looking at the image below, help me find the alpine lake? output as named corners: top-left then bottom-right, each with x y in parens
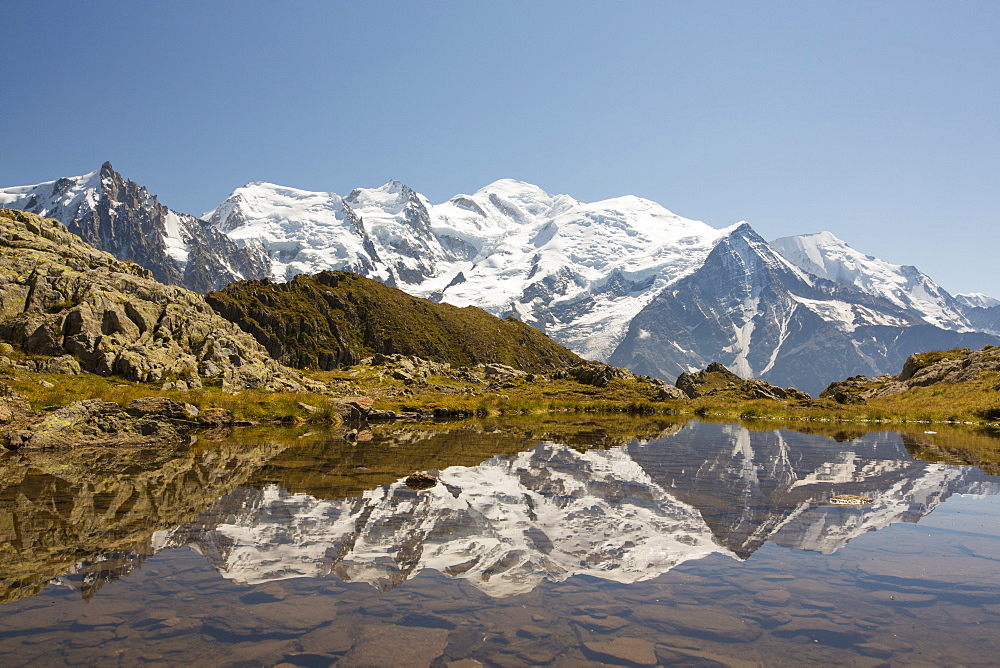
top-left (2, 416), bottom-right (1000, 667)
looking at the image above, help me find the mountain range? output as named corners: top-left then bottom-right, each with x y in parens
top-left (139, 422), bottom-right (1000, 597)
top-left (3, 164), bottom-right (997, 394)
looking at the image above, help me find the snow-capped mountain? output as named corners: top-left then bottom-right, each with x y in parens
top-left (205, 178), bottom-right (725, 360)
top-left (144, 422), bottom-right (999, 597)
top-left (4, 165), bottom-right (997, 388)
top-left (770, 231), bottom-right (973, 331)
top-left (609, 224), bottom-right (997, 393)
top-left (957, 293), bottom-right (1000, 309)
top-left (954, 293), bottom-right (1000, 335)
top-left (0, 163), bottom-right (268, 293)
top-left (205, 177), bottom-right (999, 387)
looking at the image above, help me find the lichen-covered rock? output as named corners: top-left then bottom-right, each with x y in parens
top-left (0, 383), bottom-right (33, 425)
top-left (201, 408), bottom-right (234, 427)
top-left (676, 362), bottom-right (811, 400)
top-left (561, 361), bottom-right (637, 388)
top-left (821, 346), bottom-right (1000, 400)
top-left (5, 398), bottom-right (200, 450)
top-left (896, 347), bottom-right (1000, 388)
top-left (127, 396), bottom-right (190, 420)
top-left (0, 209), bottom-right (320, 392)
top-left (654, 384), bottom-right (687, 400)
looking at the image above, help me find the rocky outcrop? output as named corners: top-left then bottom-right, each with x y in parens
top-left (5, 397), bottom-right (200, 450)
top-left (821, 345), bottom-right (1000, 402)
top-left (553, 361), bottom-right (687, 399)
top-left (0, 382), bottom-right (33, 427)
top-left (206, 270), bottom-right (582, 372)
top-left (817, 375), bottom-right (877, 404)
top-left (675, 362), bottom-right (811, 400)
top-left (561, 361), bottom-right (638, 387)
top-left (0, 209), bottom-right (318, 392)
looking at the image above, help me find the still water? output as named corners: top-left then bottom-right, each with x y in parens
top-left (1, 418), bottom-right (1000, 666)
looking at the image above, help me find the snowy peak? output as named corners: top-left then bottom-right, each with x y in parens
top-left (205, 181), bottom-right (380, 282)
top-left (470, 178), bottom-right (576, 220)
top-left (715, 221), bottom-right (815, 288)
top-left (0, 163), bottom-right (268, 292)
top-left (957, 293), bottom-right (1000, 309)
top-left (0, 165), bottom-right (103, 224)
top-left (345, 179), bottom-right (420, 216)
top-left (608, 219), bottom-right (954, 392)
top-left (771, 232), bottom-right (971, 331)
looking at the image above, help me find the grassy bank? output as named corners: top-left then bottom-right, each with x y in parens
top-left (3, 361), bottom-right (998, 427)
top-left (0, 368), bottom-right (340, 424)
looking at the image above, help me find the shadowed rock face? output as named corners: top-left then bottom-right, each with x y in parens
top-left (0, 209), bottom-right (315, 391)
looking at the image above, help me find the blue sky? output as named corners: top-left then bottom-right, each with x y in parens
top-left (2, 0), bottom-right (998, 296)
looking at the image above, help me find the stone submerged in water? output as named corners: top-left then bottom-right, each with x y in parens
top-left (405, 472), bottom-right (438, 490)
top-left (583, 637), bottom-right (657, 666)
top-left (829, 494), bottom-right (873, 505)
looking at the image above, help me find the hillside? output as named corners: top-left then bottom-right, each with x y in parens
top-left (205, 271), bottom-right (582, 372)
top-left (0, 209), bottom-right (313, 392)
top-left (821, 346), bottom-right (1000, 418)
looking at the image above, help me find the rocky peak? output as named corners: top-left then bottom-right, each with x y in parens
top-left (0, 164), bottom-right (268, 293)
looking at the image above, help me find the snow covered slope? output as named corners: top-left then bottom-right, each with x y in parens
top-left (770, 232), bottom-right (972, 331)
top-left (609, 224), bottom-right (997, 394)
top-left (0, 163), bottom-right (267, 293)
top-left (207, 178), bottom-right (725, 360)
top-left (957, 293), bottom-right (1000, 309)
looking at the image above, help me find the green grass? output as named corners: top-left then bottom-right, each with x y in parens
top-left (4, 349), bottom-right (1000, 428)
top-left (206, 271), bottom-right (582, 372)
top-left (0, 367), bottom-right (340, 424)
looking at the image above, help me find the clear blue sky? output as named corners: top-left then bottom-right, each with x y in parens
top-left (3, 0), bottom-right (998, 296)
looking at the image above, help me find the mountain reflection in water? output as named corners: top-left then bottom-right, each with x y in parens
top-left (5, 420), bottom-right (992, 602)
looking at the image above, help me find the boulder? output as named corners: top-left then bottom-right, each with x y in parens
top-left (677, 362), bottom-right (811, 401)
top-left (563, 361), bottom-right (637, 388)
top-left (201, 408), bottom-right (233, 427)
top-left (329, 396), bottom-right (375, 420)
top-left (6, 398), bottom-right (199, 450)
top-left (405, 472), bottom-right (438, 490)
top-left (127, 396), bottom-right (190, 420)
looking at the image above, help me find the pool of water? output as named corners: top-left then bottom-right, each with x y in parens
top-left (1, 418), bottom-right (999, 666)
